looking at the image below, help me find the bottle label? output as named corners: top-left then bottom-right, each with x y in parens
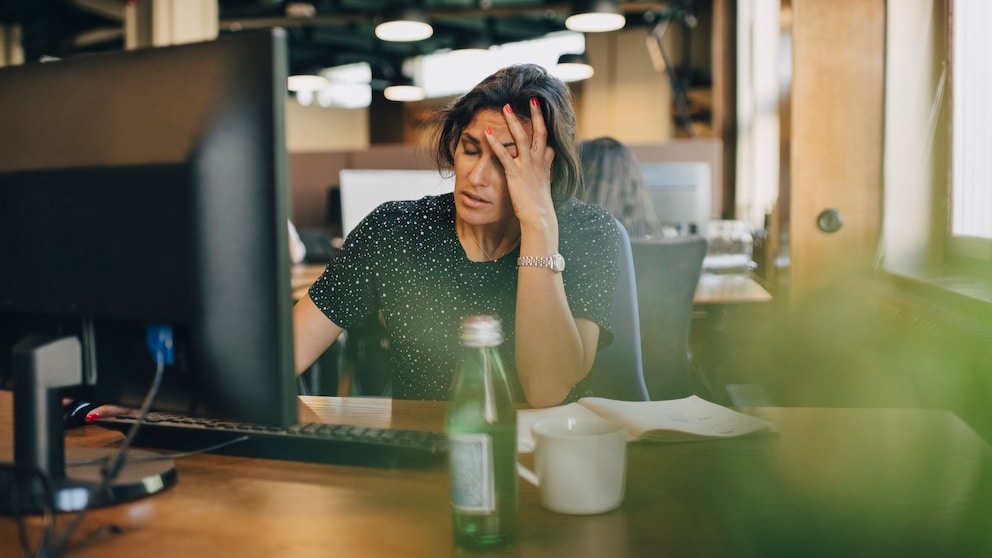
top-left (449, 433), bottom-right (495, 513)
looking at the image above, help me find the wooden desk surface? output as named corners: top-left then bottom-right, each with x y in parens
top-left (3, 392), bottom-right (991, 557)
top-left (693, 273), bottom-right (773, 305)
top-left (291, 264), bottom-right (326, 301)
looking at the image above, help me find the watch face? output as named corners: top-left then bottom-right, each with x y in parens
top-left (550, 253), bottom-right (566, 272)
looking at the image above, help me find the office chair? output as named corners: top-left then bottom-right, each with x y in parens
top-left (630, 235), bottom-right (708, 400)
top-left (588, 219), bottom-right (651, 401)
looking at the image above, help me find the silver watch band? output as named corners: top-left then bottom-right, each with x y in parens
top-left (517, 256), bottom-right (551, 267)
top-left (517, 253), bottom-right (565, 272)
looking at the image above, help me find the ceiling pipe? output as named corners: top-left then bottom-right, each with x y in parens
top-left (217, 2), bottom-right (672, 32)
top-left (71, 0), bottom-right (125, 21)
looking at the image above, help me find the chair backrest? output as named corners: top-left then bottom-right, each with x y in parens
top-left (588, 219), bottom-right (650, 401)
top-left (630, 235), bottom-right (708, 400)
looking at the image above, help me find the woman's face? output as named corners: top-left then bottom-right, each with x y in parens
top-left (452, 108), bottom-right (531, 227)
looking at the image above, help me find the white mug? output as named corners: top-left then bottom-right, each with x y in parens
top-left (517, 416), bottom-right (627, 515)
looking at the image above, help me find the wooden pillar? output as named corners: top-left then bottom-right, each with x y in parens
top-left (125, 0), bottom-right (218, 49)
top-left (712, 0), bottom-right (737, 220)
top-left (0, 24), bottom-right (24, 67)
top-left (786, 0), bottom-right (884, 301)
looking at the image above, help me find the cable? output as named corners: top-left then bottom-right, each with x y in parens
top-left (2, 462), bottom-right (56, 558)
top-left (125, 436), bottom-right (251, 461)
top-left (42, 325), bottom-right (174, 557)
top-left (66, 435), bottom-right (250, 466)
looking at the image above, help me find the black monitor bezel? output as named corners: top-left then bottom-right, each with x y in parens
top-left (0, 29), bottom-right (298, 428)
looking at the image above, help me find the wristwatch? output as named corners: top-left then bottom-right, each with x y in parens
top-left (517, 253), bottom-right (566, 273)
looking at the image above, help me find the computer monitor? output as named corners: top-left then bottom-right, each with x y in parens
top-left (640, 161), bottom-right (712, 233)
top-left (339, 169), bottom-right (454, 238)
top-left (0, 29), bottom-right (297, 512)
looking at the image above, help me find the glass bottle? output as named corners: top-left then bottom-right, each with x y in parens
top-left (446, 315), bottom-right (517, 548)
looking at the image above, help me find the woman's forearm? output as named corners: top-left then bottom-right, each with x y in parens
top-left (513, 221), bottom-right (597, 408)
top-left (292, 294), bottom-right (344, 376)
top-left (514, 286), bottom-right (597, 408)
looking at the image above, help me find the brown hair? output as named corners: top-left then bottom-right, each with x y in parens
top-left (577, 136), bottom-right (661, 238)
top-left (428, 63), bottom-right (581, 206)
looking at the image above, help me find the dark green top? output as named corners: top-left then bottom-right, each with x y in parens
top-left (309, 193), bottom-right (619, 402)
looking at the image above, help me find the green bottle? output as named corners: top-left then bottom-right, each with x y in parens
top-left (446, 315), bottom-right (518, 548)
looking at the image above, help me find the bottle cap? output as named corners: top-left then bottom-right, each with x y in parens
top-left (460, 315), bottom-right (504, 348)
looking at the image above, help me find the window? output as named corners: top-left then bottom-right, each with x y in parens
top-left (948, 0), bottom-right (992, 260)
top-left (413, 32), bottom-right (586, 99)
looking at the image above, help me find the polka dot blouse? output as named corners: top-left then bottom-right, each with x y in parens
top-left (308, 193), bottom-right (619, 402)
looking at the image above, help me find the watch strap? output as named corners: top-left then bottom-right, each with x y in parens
top-left (517, 253), bottom-right (565, 272)
top-left (517, 255), bottom-right (551, 267)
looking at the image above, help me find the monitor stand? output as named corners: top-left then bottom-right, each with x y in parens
top-left (0, 335), bottom-right (176, 514)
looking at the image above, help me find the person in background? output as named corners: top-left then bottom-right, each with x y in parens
top-left (288, 220), bottom-right (307, 265)
top-left (577, 136), bottom-right (662, 239)
top-left (294, 64), bottom-right (620, 409)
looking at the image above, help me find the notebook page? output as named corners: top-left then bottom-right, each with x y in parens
top-left (578, 395), bottom-right (775, 441)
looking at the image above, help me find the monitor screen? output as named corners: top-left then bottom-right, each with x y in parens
top-left (339, 169), bottom-right (454, 238)
top-left (0, 29), bottom-right (297, 428)
top-left (640, 161), bottom-right (712, 232)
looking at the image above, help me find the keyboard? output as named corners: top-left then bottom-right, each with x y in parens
top-left (93, 412), bottom-right (449, 469)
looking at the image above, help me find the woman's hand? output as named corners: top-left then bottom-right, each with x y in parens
top-left (485, 98), bottom-right (556, 228)
top-left (62, 398), bottom-right (134, 428)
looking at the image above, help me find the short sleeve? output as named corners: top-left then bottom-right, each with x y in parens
top-left (557, 199), bottom-right (620, 349)
top-left (307, 203), bottom-right (401, 329)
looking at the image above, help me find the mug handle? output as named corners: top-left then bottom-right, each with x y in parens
top-left (516, 462), bottom-right (539, 487)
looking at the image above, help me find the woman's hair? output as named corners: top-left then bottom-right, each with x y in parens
top-left (577, 137), bottom-right (661, 238)
top-left (428, 63), bottom-right (581, 206)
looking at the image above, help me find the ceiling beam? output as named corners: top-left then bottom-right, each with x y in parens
top-left (217, 2), bottom-right (673, 32)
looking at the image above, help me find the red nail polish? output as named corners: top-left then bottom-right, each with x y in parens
top-left (485, 127), bottom-right (493, 135)
top-left (504, 103), bottom-right (513, 114)
top-left (530, 97), bottom-right (539, 107)
top-left (85, 412), bottom-right (100, 424)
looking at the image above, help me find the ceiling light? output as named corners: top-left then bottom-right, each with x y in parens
top-left (317, 82), bottom-right (372, 109)
top-left (375, 60), bottom-right (425, 102)
top-left (295, 89), bottom-right (315, 106)
top-left (383, 84), bottom-right (425, 102)
top-left (565, 0), bottom-right (626, 33)
top-left (552, 53), bottom-right (595, 82)
top-left (445, 35), bottom-right (492, 70)
top-left (287, 72), bottom-right (329, 92)
top-left (375, 5), bottom-right (434, 42)
top-left (384, 72), bottom-right (426, 102)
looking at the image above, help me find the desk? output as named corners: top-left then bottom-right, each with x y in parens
top-left (693, 273), bottom-right (772, 305)
top-left (691, 274), bottom-right (774, 401)
top-left (291, 263), bottom-right (326, 301)
top-left (2, 392), bottom-right (991, 557)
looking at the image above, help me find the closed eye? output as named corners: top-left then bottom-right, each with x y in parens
top-left (460, 135), bottom-right (482, 156)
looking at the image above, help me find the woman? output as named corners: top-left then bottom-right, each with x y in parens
top-left (294, 64), bottom-right (620, 408)
top-left (577, 136), bottom-right (662, 239)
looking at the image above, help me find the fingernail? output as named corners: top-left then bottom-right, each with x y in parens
top-left (503, 103), bottom-right (513, 115)
top-left (485, 126), bottom-right (493, 136)
top-left (530, 96), bottom-right (539, 107)
top-left (85, 412), bottom-right (100, 424)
